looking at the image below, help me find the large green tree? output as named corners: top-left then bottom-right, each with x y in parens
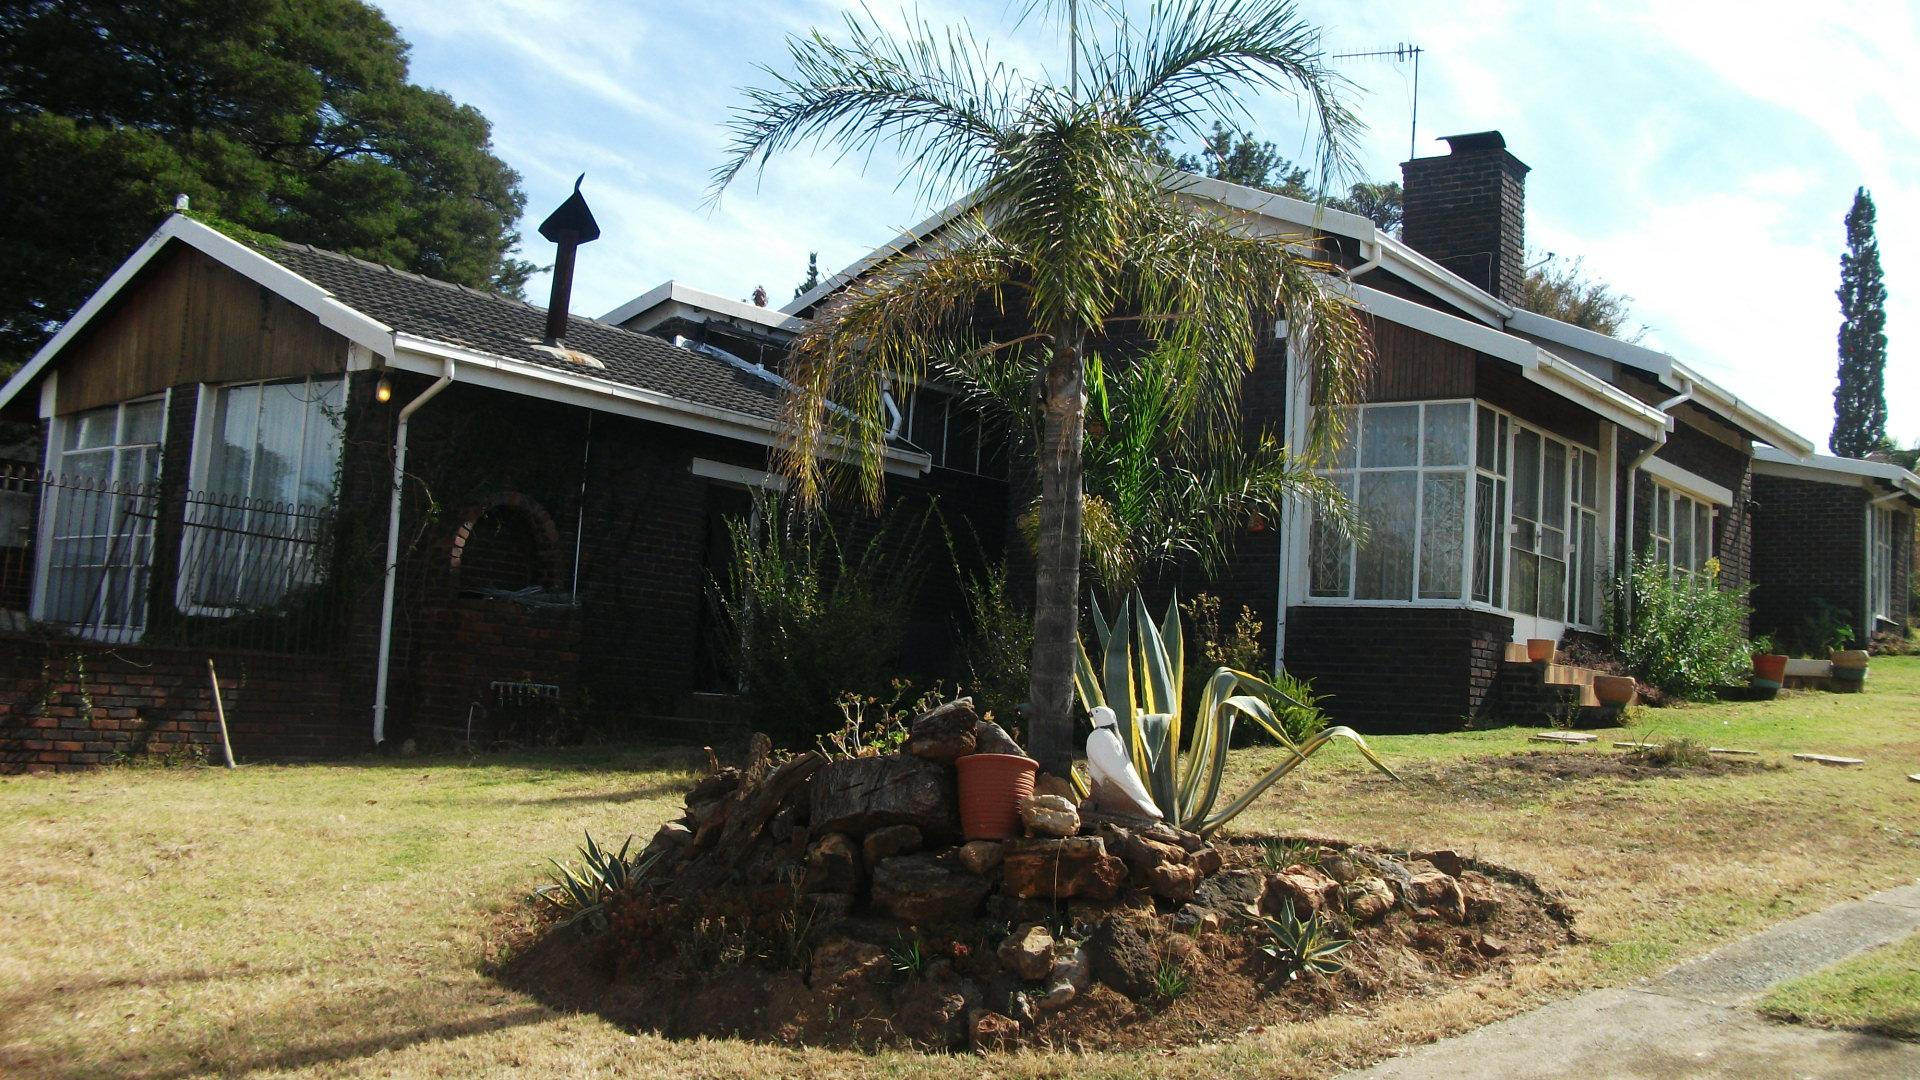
top-left (1520, 253), bottom-right (1642, 341)
top-left (1832, 187), bottom-right (1889, 458)
top-left (0, 0), bottom-right (534, 372)
top-left (712, 0), bottom-right (1373, 774)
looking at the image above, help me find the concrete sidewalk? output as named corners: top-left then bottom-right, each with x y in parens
top-left (1346, 882), bottom-right (1920, 1079)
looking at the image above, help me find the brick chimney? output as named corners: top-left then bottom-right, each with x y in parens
top-left (1400, 131), bottom-right (1529, 304)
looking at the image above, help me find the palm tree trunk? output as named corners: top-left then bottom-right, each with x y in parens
top-left (1027, 327), bottom-right (1086, 777)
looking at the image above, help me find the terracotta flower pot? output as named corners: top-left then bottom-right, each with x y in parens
top-left (1593, 674), bottom-right (1638, 707)
top-left (1830, 649), bottom-right (1870, 670)
top-left (1526, 638), bottom-right (1558, 663)
top-left (1752, 653), bottom-right (1788, 688)
top-left (955, 753), bottom-right (1038, 840)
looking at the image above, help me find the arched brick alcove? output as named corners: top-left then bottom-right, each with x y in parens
top-left (447, 492), bottom-right (564, 595)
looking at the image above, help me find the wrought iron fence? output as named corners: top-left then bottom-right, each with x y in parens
top-left (0, 464), bottom-right (362, 653)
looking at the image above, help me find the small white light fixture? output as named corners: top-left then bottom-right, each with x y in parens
top-left (375, 375), bottom-right (393, 404)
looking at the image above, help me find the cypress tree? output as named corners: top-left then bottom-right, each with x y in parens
top-left (1832, 187), bottom-right (1889, 457)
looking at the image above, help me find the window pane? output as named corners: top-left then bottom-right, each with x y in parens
top-left (1309, 474), bottom-right (1354, 597)
top-left (1360, 405), bottom-right (1418, 468)
top-left (1541, 439), bottom-right (1567, 532)
top-left (1654, 486), bottom-right (1671, 537)
top-left (1423, 403), bottom-right (1470, 467)
top-left (122, 400), bottom-right (164, 446)
top-left (1578, 450), bottom-right (1598, 510)
top-left (253, 382), bottom-right (308, 502)
top-left (1538, 556), bottom-right (1566, 620)
top-left (1694, 504), bottom-right (1712, 569)
top-left (1476, 406), bottom-right (1499, 471)
top-left (1329, 408), bottom-right (1358, 469)
top-left (1473, 475), bottom-right (1498, 604)
top-left (1419, 472), bottom-right (1466, 598)
top-left (298, 379), bottom-right (345, 506)
top-left (210, 383), bottom-right (262, 498)
top-left (1674, 499), bottom-right (1693, 571)
top-left (68, 407), bottom-right (118, 451)
top-left (1575, 512), bottom-right (1598, 624)
top-left (1510, 550), bottom-right (1537, 615)
top-left (1354, 470), bottom-right (1417, 599)
top-left (1512, 429), bottom-right (1540, 522)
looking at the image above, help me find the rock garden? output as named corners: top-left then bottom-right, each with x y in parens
top-left (501, 698), bottom-right (1574, 1054)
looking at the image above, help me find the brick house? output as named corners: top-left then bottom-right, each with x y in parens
top-left (1750, 448), bottom-right (1918, 649)
top-left (791, 131), bottom-right (1818, 732)
top-left (0, 212), bottom-right (1006, 771)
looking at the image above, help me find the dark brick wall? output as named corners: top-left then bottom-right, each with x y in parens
top-left (0, 642), bottom-right (356, 771)
top-left (1401, 136), bottom-right (1529, 304)
top-left (1748, 473), bottom-right (1914, 646)
top-left (1281, 606), bottom-right (1514, 733)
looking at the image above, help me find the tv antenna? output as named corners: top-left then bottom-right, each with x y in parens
top-left (1331, 43), bottom-right (1425, 160)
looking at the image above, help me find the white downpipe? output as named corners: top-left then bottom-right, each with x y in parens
top-left (372, 360), bottom-right (455, 745)
top-left (1620, 379), bottom-right (1694, 623)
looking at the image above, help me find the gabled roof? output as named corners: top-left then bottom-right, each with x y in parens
top-left (0, 215), bottom-right (930, 473)
top-left (604, 280), bottom-right (806, 335)
top-left (1754, 447), bottom-right (1920, 503)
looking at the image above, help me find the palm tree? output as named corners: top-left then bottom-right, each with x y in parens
top-left (711, 0), bottom-right (1374, 776)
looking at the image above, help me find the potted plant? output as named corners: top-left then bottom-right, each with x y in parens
top-left (1593, 674), bottom-right (1638, 707)
top-left (955, 752), bottom-right (1038, 839)
top-left (1526, 638), bottom-right (1558, 663)
top-left (1830, 648), bottom-right (1870, 691)
top-left (1751, 638), bottom-right (1788, 691)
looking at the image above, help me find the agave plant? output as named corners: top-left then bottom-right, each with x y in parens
top-left (1072, 590), bottom-right (1395, 835)
top-left (533, 831), bottom-right (658, 934)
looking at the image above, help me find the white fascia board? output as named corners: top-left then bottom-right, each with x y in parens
top-left (1373, 234), bottom-right (1512, 325)
top-left (0, 214), bottom-right (393, 414)
top-left (389, 335), bottom-right (931, 477)
top-left (1754, 447), bottom-right (1920, 502)
top-left (692, 457), bottom-right (789, 491)
top-left (603, 280), bottom-right (806, 333)
top-left (1670, 361), bottom-right (1814, 456)
top-left (1506, 308), bottom-right (1675, 380)
top-left (1642, 455), bottom-right (1735, 506)
top-left (1346, 282), bottom-right (1666, 439)
top-left (781, 191), bottom-right (984, 315)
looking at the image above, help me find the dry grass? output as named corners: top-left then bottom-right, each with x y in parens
top-left (2, 660), bottom-right (1918, 1078)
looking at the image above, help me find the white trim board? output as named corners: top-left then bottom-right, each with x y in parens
top-left (1754, 447), bottom-right (1920, 502)
top-left (1641, 455), bottom-right (1734, 507)
top-left (605, 280), bottom-right (806, 334)
top-left (691, 457), bottom-right (789, 491)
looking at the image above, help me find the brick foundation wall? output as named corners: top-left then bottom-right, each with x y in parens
top-left (1281, 606), bottom-right (1514, 733)
top-left (0, 641), bottom-right (355, 772)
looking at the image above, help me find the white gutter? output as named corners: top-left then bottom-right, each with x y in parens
top-left (372, 358), bottom-right (455, 746)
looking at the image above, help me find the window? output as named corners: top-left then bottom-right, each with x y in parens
top-left (903, 385), bottom-right (1007, 478)
top-left (181, 377), bottom-right (343, 611)
top-left (1311, 401), bottom-right (1471, 602)
top-left (38, 397), bottom-right (166, 637)
top-left (1569, 447), bottom-right (1602, 626)
top-left (1869, 506), bottom-right (1895, 621)
top-left (1650, 482), bottom-right (1713, 577)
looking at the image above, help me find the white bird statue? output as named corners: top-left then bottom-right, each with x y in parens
top-left (1086, 706), bottom-right (1163, 820)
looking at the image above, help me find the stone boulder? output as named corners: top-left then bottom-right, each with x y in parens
top-left (971, 720), bottom-right (1025, 757)
top-left (997, 923), bottom-right (1055, 981)
top-left (1403, 870), bottom-right (1467, 923)
top-left (1344, 876), bottom-right (1395, 923)
top-left (955, 840), bottom-right (1004, 875)
top-left (1000, 837), bottom-right (1126, 900)
top-left (810, 755), bottom-right (958, 839)
top-left (1040, 945), bottom-right (1091, 1012)
top-left (810, 938), bottom-right (889, 991)
top-left (871, 854), bottom-right (992, 925)
top-left (906, 699), bottom-right (978, 762)
top-left (892, 979), bottom-right (974, 1048)
top-left (968, 1009), bottom-right (1020, 1053)
top-left (1265, 864), bottom-right (1341, 918)
top-left (1147, 861), bottom-right (1202, 903)
top-left (1191, 868), bottom-right (1268, 917)
top-left (1088, 916), bottom-right (1159, 1000)
top-left (1018, 794), bottom-right (1080, 838)
top-left (803, 832), bottom-right (861, 894)
top-left (862, 823), bottom-right (922, 865)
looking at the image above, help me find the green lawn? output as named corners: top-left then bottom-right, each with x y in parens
top-left (3, 660), bottom-right (1919, 1078)
top-left (1761, 931), bottom-right (1920, 1041)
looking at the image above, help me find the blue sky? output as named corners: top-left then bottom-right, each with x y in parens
top-left (377, 0), bottom-right (1917, 450)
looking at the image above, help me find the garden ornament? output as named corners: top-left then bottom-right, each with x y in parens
top-left (1086, 705), bottom-right (1163, 820)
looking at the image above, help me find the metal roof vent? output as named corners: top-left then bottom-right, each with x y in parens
top-left (538, 174), bottom-right (601, 347)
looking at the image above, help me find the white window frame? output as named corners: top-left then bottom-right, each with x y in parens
top-left (1304, 398), bottom-right (1604, 630)
top-left (32, 393), bottom-right (170, 639)
top-left (1648, 479), bottom-right (1717, 579)
top-left (177, 375), bottom-right (344, 617)
top-left (1868, 504), bottom-right (1895, 622)
top-left (901, 382), bottom-right (1004, 478)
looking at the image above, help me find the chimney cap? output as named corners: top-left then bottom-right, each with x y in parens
top-left (539, 174), bottom-right (601, 244)
top-left (1438, 131), bottom-right (1508, 154)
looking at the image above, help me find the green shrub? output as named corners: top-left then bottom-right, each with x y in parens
top-left (1608, 554), bottom-right (1754, 701)
top-left (1793, 598), bottom-right (1856, 657)
top-left (533, 832), bottom-right (657, 935)
top-left (721, 501), bottom-right (929, 742)
top-left (957, 559), bottom-right (1032, 722)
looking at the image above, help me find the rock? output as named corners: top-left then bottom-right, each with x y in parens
top-left (1019, 794), bottom-right (1080, 838)
top-left (810, 755), bottom-right (958, 839)
top-left (997, 923), bottom-right (1055, 981)
top-left (968, 1009), bottom-right (1020, 1053)
top-left (1266, 864), bottom-right (1341, 918)
top-left (1319, 851), bottom-right (1359, 883)
top-left (907, 699), bottom-right (978, 762)
top-left (1404, 870), bottom-right (1467, 923)
top-left (1000, 837), bottom-right (1127, 900)
top-left (645, 820), bottom-right (693, 854)
top-left (1172, 904), bottom-right (1222, 934)
top-left (871, 854), bottom-right (992, 925)
top-left (893, 980), bottom-right (973, 1048)
top-left (971, 720), bottom-right (1025, 757)
top-left (956, 839), bottom-right (1005, 875)
top-left (1418, 848), bottom-right (1467, 876)
top-left (803, 832), bottom-right (862, 894)
top-left (810, 938), bottom-right (889, 990)
top-left (1114, 828), bottom-right (1187, 873)
top-left (1148, 861), bottom-right (1202, 903)
top-left (1192, 869), bottom-right (1268, 917)
top-left (1170, 827), bottom-right (1207, 853)
top-left (1033, 771), bottom-right (1077, 800)
top-left (1343, 876), bottom-right (1394, 923)
top-left (1088, 916), bottom-right (1159, 1000)
top-left (1188, 846), bottom-right (1223, 877)
top-left (1040, 945), bottom-right (1091, 1011)
top-left (863, 823), bottom-right (923, 864)
top-left (1477, 934), bottom-right (1508, 957)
